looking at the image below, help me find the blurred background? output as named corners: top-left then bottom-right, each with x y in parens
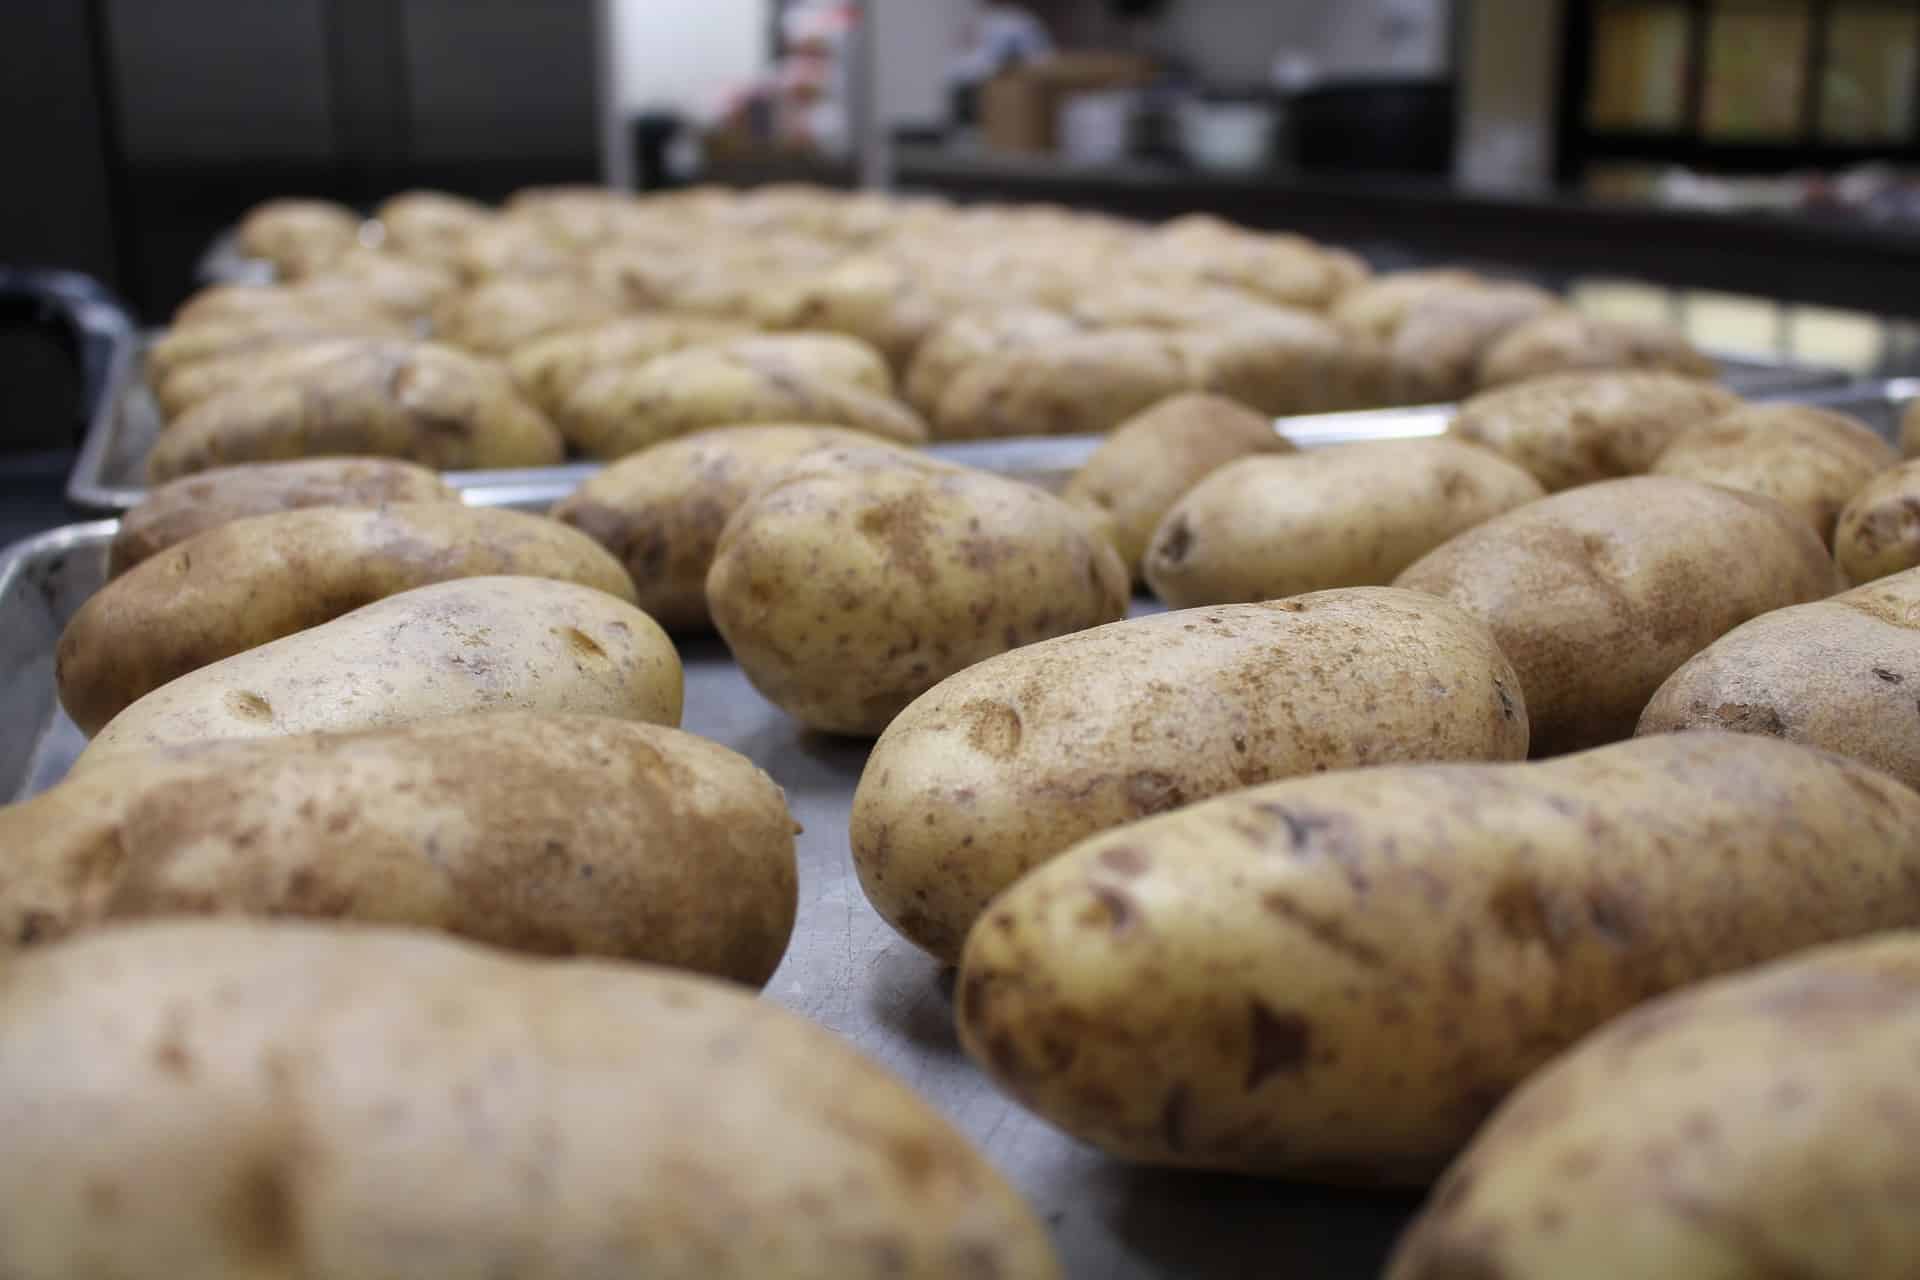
top-left (7, 0), bottom-right (1920, 370)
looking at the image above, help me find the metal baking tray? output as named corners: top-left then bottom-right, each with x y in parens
top-left (63, 330), bottom-right (1844, 511)
top-left (0, 507), bottom-right (1423, 1277)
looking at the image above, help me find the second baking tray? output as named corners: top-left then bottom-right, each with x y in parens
top-left (64, 335), bottom-right (1848, 511)
top-left (0, 509), bottom-right (1425, 1279)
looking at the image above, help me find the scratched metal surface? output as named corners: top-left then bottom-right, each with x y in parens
top-left (0, 514), bottom-right (1424, 1278)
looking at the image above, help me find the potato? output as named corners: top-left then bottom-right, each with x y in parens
top-left (506, 315), bottom-right (755, 419)
top-left (1145, 438), bottom-right (1546, 607)
top-left (374, 188), bottom-right (494, 268)
top-left (1448, 370), bottom-right (1741, 491)
top-left (503, 183), bottom-right (639, 246)
top-left (933, 330), bottom-right (1195, 440)
top-left (1388, 933), bottom-right (1920, 1279)
top-left (1330, 269), bottom-right (1483, 341)
top-left (1651, 402), bottom-right (1894, 544)
top-left (1063, 393), bottom-right (1291, 580)
top-left (146, 341), bottom-right (567, 480)
top-left (853, 588), bottom-right (1527, 963)
top-left (1386, 285), bottom-right (1564, 404)
top-left (1834, 458), bottom-right (1920, 582)
top-left (559, 338), bottom-right (926, 459)
top-left (1178, 312), bottom-right (1363, 414)
top-left (746, 256), bottom-right (944, 369)
top-left (145, 315), bottom-right (404, 388)
top-left (430, 276), bottom-right (618, 356)
top-left (170, 282), bottom-right (399, 333)
top-left (1477, 310), bottom-right (1715, 388)
top-left (709, 448), bottom-right (1127, 736)
top-left (109, 457), bottom-right (457, 577)
top-left (453, 216), bottom-right (577, 280)
top-left (0, 713), bottom-right (795, 981)
top-left (1394, 476), bottom-right (1841, 756)
top-left (153, 336), bottom-right (377, 420)
top-left (958, 732), bottom-right (1920, 1186)
top-left (1637, 568), bottom-right (1920, 787)
top-left (903, 307), bottom-right (1083, 417)
top-left (0, 920), bottom-right (1061, 1280)
top-left (302, 246), bottom-right (460, 317)
top-left (235, 196), bottom-right (362, 276)
top-left (1069, 282), bottom-right (1312, 332)
top-left (1133, 215), bottom-right (1356, 308)
top-left (74, 576), bottom-right (681, 770)
top-left (61, 504), bottom-right (636, 735)
top-left (554, 425), bottom-right (899, 630)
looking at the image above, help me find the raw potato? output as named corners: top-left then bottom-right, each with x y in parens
top-left (374, 188), bottom-right (494, 268)
top-left (506, 315), bottom-right (755, 418)
top-left (559, 337), bottom-right (927, 459)
top-left (1063, 393), bottom-right (1292, 579)
top-left (235, 196), bottom-right (361, 276)
top-left (302, 247), bottom-right (460, 317)
top-left (933, 330), bottom-right (1195, 440)
top-left (746, 256), bottom-right (945, 369)
top-left (1394, 476), bottom-right (1839, 756)
top-left (708, 449), bottom-right (1128, 736)
top-left (75, 576), bottom-right (682, 770)
top-left (1386, 284), bottom-right (1562, 404)
top-left (145, 316), bottom-right (404, 387)
top-left (1180, 313), bottom-right (1360, 414)
top-left (1144, 438), bottom-right (1546, 607)
top-left (1388, 933), bottom-right (1920, 1279)
top-left (170, 283), bottom-right (398, 334)
top-left (1133, 216), bottom-right (1359, 309)
top-left (153, 336), bottom-right (377, 420)
top-left (109, 457), bottom-right (457, 577)
top-left (1651, 402), bottom-right (1895, 544)
top-left (147, 341), bottom-right (567, 480)
top-left (853, 589), bottom-right (1529, 963)
top-left (1330, 269), bottom-right (1483, 341)
top-left (454, 216), bottom-right (577, 281)
top-left (0, 714), bottom-right (796, 983)
top-left (553, 425), bottom-right (899, 630)
top-left (1477, 310), bottom-right (1716, 388)
top-left (0, 920), bottom-right (1062, 1280)
top-left (430, 276), bottom-right (617, 355)
top-left (903, 307), bottom-right (1083, 416)
top-left (60, 504), bottom-right (637, 735)
top-left (958, 733), bottom-right (1920, 1185)
top-left (1638, 568), bottom-right (1920, 788)
top-left (1835, 459), bottom-right (1920, 583)
top-left (1449, 370), bottom-right (1741, 492)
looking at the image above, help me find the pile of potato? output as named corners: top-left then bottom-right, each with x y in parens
top-left (136, 184), bottom-right (1718, 480)
top-left (13, 181), bottom-right (1920, 1274)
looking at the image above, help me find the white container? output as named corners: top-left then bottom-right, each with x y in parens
top-left (1058, 90), bottom-right (1138, 166)
top-left (1178, 99), bottom-right (1279, 173)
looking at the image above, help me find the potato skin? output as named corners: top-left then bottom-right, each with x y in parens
top-left (553, 425), bottom-right (898, 630)
top-left (1477, 311), bottom-right (1715, 388)
top-left (1384, 284), bottom-right (1562, 404)
top-left (1388, 933), bottom-right (1920, 1280)
top-left (109, 457), bottom-right (457, 577)
top-left (505, 315), bottom-right (754, 418)
top-left (1063, 393), bottom-right (1290, 579)
top-left (559, 338), bottom-right (926, 459)
top-left (1144, 438), bottom-right (1546, 607)
top-left (932, 330), bottom-right (1194, 440)
top-left (1449, 371), bottom-right (1741, 491)
top-left (61, 504), bottom-right (637, 736)
top-left (0, 714), bottom-right (795, 982)
top-left (1330, 269), bottom-right (1483, 341)
top-left (236, 197), bottom-right (361, 275)
top-left (903, 307), bottom-right (1083, 417)
top-left (853, 589), bottom-right (1528, 963)
top-left (1835, 458), bottom-right (1920, 583)
top-left (709, 449), bottom-right (1128, 736)
top-left (147, 342), bottom-right (567, 479)
top-left (1651, 402), bottom-right (1895, 544)
top-left (958, 733), bottom-right (1920, 1185)
top-left (75, 576), bottom-right (682, 770)
top-left (1394, 476), bottom-right (1841, 756)
top-left (1637, 569), bottom-right (1920, 787)
top-left (429, 275), bottom-right (618, 355)
top-left (0, 920), bottom-right (1061, 1280)
top-left (153, 336), bottom-right (377, 420)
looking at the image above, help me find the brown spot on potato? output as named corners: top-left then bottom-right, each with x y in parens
top-left (153, 1038), bottom-right (194, 1078)
top-left (15, 909), bottom-right (54, 945)
top-left (964, 700), bottom-right (1023, 759)
top-left (1260, 892), bottom-right (1386, 969)
top-left (563, 627), bottom-right (606, 660)
top-left (1086, 884), bottom-right (1138, 935)
top-left (1488, 877), bottom-right (1554, 947)
top-left (225, 690), bottom-right (274, 722)
top-left (1158, 515), bottom-right (1193, 564)
top-left (1098, 845), bottom-right (1150, 878)
top-left (856, 497), bottom-right (937, 584)
top-left (228, 1159), bottom-right (297, 1261)
top-left (1125, 770), bottom-right (1186, 815)
top-left (1584, 885), bottom-right (1639, 946)
top-left (1245, 1002), bottom-right (1312, 1089)
top-left (1874, 667), bottom-right (1905, 684)
top-left (1259, 805), bottom-right (1337, 852)
top-left (84, 1177), bottom-right (123, 1218)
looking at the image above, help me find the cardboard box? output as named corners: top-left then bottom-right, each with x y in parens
top-left (979, 53), bottom-right (1157, 154)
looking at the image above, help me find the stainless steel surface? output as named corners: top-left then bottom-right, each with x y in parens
top-left (66, 324), bottom-right (1851, 513)
top-left (0, 513), bottom-right (1422, 1277)
top-left (1780, 376), bottom-right (1920, 443)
